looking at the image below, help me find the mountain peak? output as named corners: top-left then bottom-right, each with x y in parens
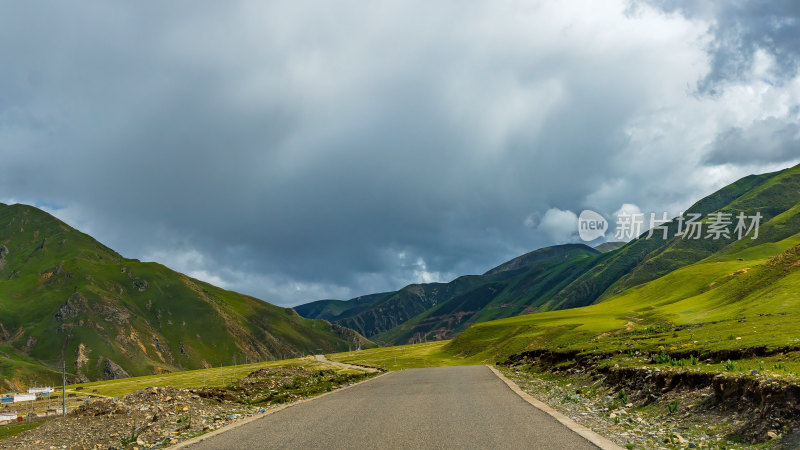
top-left (483, 243), bottom-right (599, 276)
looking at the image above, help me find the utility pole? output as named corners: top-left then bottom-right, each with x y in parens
top-left (61, 359), bottom-right (66, 418)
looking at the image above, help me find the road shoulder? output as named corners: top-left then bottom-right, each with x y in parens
top-left (487, 365), bottom-right (622, 450)
top-left (173, 367), bottom-right (386, 449)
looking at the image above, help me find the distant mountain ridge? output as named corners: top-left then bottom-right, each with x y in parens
top-left (294, 292), bottom-right (392, 322)
top-left (297, 163), bottom-right (800, 346)
top-left (296, 244), bottom-right (600, 342)
top-left (0, 204), bottom-right (372, 388)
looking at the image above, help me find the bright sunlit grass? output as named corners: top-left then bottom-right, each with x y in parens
top-left (328, 341), bottom-right (479, 370)
top-left (70, 356), bottom-right (362, 397)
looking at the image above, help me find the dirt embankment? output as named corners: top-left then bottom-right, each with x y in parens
top-left (504, 344), bottom-right (800, 367)
top-left (504, 349), bottom-right (800, 445)
top-left (602, 365), bottom-right (800, 443)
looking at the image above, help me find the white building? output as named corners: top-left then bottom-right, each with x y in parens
top-left (0, 412), bottom-right (17, 422)
top-left (28, 387), bottom-right (53, 395)
top-left (12, 393), bottom-right (35, 403)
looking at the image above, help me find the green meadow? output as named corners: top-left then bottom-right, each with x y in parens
top-left (328, 341), bottom-right (478, 370)
top-left (444, 234), bottom-right (800, 372)
top-left (69, 356), bottom-right (365, 398)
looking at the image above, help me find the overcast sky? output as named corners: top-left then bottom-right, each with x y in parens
top-left (2, 1), bottom-right (799, 306)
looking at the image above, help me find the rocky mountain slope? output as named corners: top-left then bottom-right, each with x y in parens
top-left (0, 204), bottom-right (372, 387)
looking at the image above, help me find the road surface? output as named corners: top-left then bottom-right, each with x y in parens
top-left (188, 365), bottom-right (600, 449)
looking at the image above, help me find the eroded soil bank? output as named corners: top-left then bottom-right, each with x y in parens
top-left (502, 350), bottom-right (800, 449)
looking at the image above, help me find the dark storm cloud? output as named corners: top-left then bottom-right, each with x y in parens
top-left (643, 0), bottom-right (800, 90)
top-left (706, 118), bottom-right (800, 165)
top-left (1, 1), bottom-right (797, 305)
top-left (642, 0), bottom-right (800, 170)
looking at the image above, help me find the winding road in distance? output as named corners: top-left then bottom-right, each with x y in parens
top-left (187, 365), bottom-right (608, 449)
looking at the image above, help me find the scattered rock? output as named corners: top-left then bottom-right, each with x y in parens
top-left (767, 430), bottom-right (778, 439)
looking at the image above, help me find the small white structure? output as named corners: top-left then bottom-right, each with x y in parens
top-left (12, 393), bottom-right (35, 403)
top-left (28, 387), bottom-right (53, 395)
top-left (0, 412), bottom-right (17, 422)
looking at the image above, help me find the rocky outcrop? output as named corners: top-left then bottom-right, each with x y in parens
top-left (132, 279), bottom-right (148, 292)
top-left (103, 358), bottom-right (131, 380)
top-left (92, 302), bottom-right (130, 325)
top-left (151, 337), bottom-right (174, 364)
top-left (0, 245), bottom-right (8, 272)
top-left (55, 292), bottom-right (88, 321)
top-left (22, 335), bottom-right (37, 353)
top-left (75, 343), bottom-right (91, 369)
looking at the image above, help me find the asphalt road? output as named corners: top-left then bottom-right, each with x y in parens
top-left (188, 365), bottom-right (599, 449)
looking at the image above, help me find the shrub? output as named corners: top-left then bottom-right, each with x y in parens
top-left (668, 399), bottom-right (679, 414)
top-left (655, 353), bottom-right (672, 364)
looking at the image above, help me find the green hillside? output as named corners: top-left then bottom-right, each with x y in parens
top-left (593, 241), bottom-right (625, 253)
top-left (446, 174), bottom-right (800, 364)
top-left (374, 245), bottom-right (601, 344)
top-left (302, 164), bottom-right (800, 348)
top-left (553, 166), bottom-right (800, 310)
top-left (296, 244), bottom-right (600, 342)
top-left (0, 203), bottom-right (372, 388)
top-left (293, 292), bottom-right (391, 322)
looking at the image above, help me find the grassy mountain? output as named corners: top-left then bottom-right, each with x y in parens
top-left (332, 275), bottom-right (509, 338)
top-left (593, 241), bottom-right (625, 253)
top-left (446, 164), bottom-right (800, 362)
top-left (482, 244), bottom-right (599, 275)
top-left (299, 164), bottom-right (800, 347)
top-left (293, 292), bottom-right (391, 322)
top-left (0, 203), bottom-right (372, 388)
top-left (552, 166), bottom-right (800, 310)
top-left (374, 245), bottom-right (601, 343)
top-left (297, 244), bottom-right (600, 342)
top-left (447, 230), bottom-right (800, 363)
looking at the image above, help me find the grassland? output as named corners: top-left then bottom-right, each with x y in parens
top-left (328, 341), bottom-right (479, 370)
top-left (67, 356), bottom-right (366, 398)
top-left (0, 421), bottom-right (43, 440)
